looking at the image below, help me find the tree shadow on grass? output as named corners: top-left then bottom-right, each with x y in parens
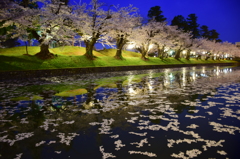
top-left (175, 58), bottom-right (185, 63)
top-left (0, 55), bottom-right (44, 71)
top-left (0, 62), bottom-right (24, 71)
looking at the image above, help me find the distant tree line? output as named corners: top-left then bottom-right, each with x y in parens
top-left (148, 6), bottom-right (221, 42)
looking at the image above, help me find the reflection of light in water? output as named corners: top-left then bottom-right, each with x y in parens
top-left (148, 83), bottom-right (153, 92)
top-left (164, 69), bottom-right (170, 86)
top-left (148, 70), bottom-right (153, 79)
top-left (191, 72), bottom-right (196, 81)
top-left (147, 81), bottom-right (154, 92)
top-left (216, 66), bottom-right (219, 76)
top-left (202, 67), bottom-right (205, 73)
top-left (128, 87), bottom-right (136, 96)
top-left (127, 75), bottom-right (134, 85)
top-left (127, 71), bottom-right (134, 76)
top-left (169, 73), bottom-right (174, 83)
top-left (223, 69), bottom-right (228, 74)
top-left (182, 68), bottom-right (186, 86)
top-left (83, 101), bottom-right (94, 109)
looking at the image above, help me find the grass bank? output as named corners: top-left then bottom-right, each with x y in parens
top-left (0, 46), bottom-right (236, 72)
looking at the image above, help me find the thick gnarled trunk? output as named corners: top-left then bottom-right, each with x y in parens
top-left (31, 30), bottom-right (54, 60)
top-left (114, 37), bottom-right (126, 60)
top-left (186, 50), bottom-right (191, 60)
top-left (196, 55), bottom-right (201, 60)
top-left (84, 38), bottom-right (97, 60)
top-left (35, 43), bottom-right (55, 60)
top-left (84, 36), bottom-right (98, 60)
top-left (174, 49), bottom-right (182, 60)
top-left (157, 46), bottom-right (165, 60)
top-left (141, 50), bottom-right (148, 61)
top-left (136, 46), bottom-right (148, 61)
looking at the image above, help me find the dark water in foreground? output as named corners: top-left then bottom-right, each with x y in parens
top-left (0, 66), bottom-right (240, 159)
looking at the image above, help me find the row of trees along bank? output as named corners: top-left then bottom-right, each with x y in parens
top-left (0, 0), bottom-right (239, 60)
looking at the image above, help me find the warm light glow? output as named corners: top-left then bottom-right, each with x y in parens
top-left (148, 44), bottom-right (154, 50)
top-left (46, 34), bottom-right (53, 40)
top-left (127, 43), bottom-right (135, 49)
top-left (182, 50), bottom-right (187, 54)
top-left (82, 35), bottom-right (92, 40)
top-left (164, 47), bottom-right (169, 52)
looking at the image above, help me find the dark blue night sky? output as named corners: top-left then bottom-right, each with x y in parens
top-left (73, 0), bottom-right (240, 44)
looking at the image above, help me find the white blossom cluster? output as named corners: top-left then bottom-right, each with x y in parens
top-left (99, 146), bottom-right (116, 159)
top-left (0, 132), bottom-right (34, 146)
top-left (57, 132), bottom-right (79, 146)
top-left (128, 150), bottom-right (157, 157)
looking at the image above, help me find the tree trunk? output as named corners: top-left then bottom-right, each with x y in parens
top-left (157, 46), bottom-right (165, 60)
top-left (35, 43), bottom-right (55, 60)
top-left (186, 50), bottom-right (191, 60)
top-left (84, 39), bottom-right (97, 60)
top-left (205, 56), bottom-right (210, 60)
top-left (196, 55), bottom-right (201, 60)
top-left (25, 41), bottom-right (29, 55)
top-left (31, 30), bottom-right (54, 60)
top-left (174, 49), bottom-right (182, 60)
top-left (114, 38), bottom-right (125, 60)
top-left (141, 50), bottom-right (148, 61)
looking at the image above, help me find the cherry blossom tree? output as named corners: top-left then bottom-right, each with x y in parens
top-left (74, 0), bottom-right (114, 60)
top-left (152, 24), bottom-right (177, 60)
top-left (0, 0), bottom-right (76, 59)
top-left (171, 30), bottom-right (192, 59)
top-left (215, 42), bottom-right (240, 60)
top-left (229, 44), bottom-right (240, 58)
top-left (107, 5), bottom-right (141, 60)
top-left (184, 38), bottom-right (204, 60)
top-left (128, 22), bottom-right (162, 60)
top-left (206, 41), bottom-right (226, 60)
top-left (198, 39), bottom-right (217, 60)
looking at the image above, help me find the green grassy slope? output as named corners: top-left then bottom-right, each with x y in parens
top-left (98, 48), bottom-right (141, 57)
top-left (0, 46), bottom-right (236, 72)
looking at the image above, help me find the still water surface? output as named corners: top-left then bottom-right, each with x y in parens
top-left (0, 66), bottom-right (240, 159)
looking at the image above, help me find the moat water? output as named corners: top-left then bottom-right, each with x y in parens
top-left (0, 66), bottom-right (240, 159)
